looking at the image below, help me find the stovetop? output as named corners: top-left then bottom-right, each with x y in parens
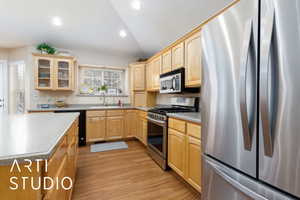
top-left (148, 106), bottom-right (197, 115)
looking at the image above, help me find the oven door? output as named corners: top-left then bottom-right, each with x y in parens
top-left (147, 117), bottom-right (167, 158)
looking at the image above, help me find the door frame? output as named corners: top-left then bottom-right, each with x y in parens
top-left (0, 60), bottom-right (8, 113)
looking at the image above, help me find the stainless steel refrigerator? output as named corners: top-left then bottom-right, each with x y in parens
top-left (201, 0), bottom-right (300, 199)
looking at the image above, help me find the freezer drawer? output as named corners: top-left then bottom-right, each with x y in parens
top-left (203, 155), bottom-right (295, 200)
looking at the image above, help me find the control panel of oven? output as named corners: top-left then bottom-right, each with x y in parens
top-left (148, 112), bottom-right (167, 122)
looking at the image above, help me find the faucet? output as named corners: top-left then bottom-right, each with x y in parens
top-left (100, 94), bottom-right (107, 106)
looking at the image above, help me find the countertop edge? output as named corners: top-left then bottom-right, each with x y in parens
top-left (28, 106), bottom-right (152, 112)
top-left (167, 113), bottom-right (201, 125)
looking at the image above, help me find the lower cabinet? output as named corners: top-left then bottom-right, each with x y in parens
top-left (136, 111), bottom-right (147, 145)
top-left (106, 116), bottom-right (124, 140)
top-left (86, 110), bottom-right (124, 141)
top-left (86, 116), bottom-right (106, 142)
top-left (45, 118), bottom-right (79, 200)
top-left (124, 110), bottom-right (137, 138)
top-left (168, 128), bottom-right (186, 177)
top-left (44, 156), bottom-right (68, 200)
top-left (142, 118), bottom-right (148, 146)
top-left (185, 136), bottom-right (201, 192)
top-left (86, 109), bottom-right (148, 145)
top-left (168, 118), bottom-right (201, 192)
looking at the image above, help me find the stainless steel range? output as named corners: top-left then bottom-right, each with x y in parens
top-left (147, 97), bottom-right (199, 170)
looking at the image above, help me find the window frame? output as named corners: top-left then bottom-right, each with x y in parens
top-left (77, 65), bottom-right (129, 97)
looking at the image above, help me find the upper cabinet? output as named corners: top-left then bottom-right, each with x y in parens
top-left (172, 42), bottom-right (185, 70)
top-left (150, 56), bottom-right (161, 91)
top-left (146, 63), bottom-right (152, 90)
top-left (34, 54), bottom-right (75, 91)
top-left (55, 59), bottom-right (74, 90)
top-left (131, 63), bottom-right (146, 91)
top-left (161, 50), bottom-right (172, 74)
top-left (130, 29), bottom-right (202, 92)
top-left (185, 31), bottom-right (202, 87)
top-left (35, 57), bottom-right (54, 90)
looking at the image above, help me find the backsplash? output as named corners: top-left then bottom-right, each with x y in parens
top-left (156, 92), bottom-right (201, 109)
top-left (31, 90), bottom-right (130, 108)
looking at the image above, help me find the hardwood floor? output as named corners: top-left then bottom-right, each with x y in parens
top-left (72, 140), bottom-right (201, 200)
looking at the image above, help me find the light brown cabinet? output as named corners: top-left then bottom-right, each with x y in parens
top-left (134, 110), bottom-right (147, 145)
top-left (132, 63), bottom-right (146, 91)
top-left (142, 118), bottom-right (148, 146)
top-left (35, 57), bottom-right (54, 90)
top-left (133, 92), bottom-right (147, 107)
top-left (150, 56), bottom-right (161, 91)
top-left (86, 116), bottom-right (106, 142)
top-left (54, 59), bottom-right (74, 90)
top-left (136, 117), bottom-right (143, 141)
top-left (185, 136), bottom-right (201, 192)
top-left (168, 118), bottom-right (201, 192)
top-left (146, 63), bottom-right (152, 90)
top-left (185, 31), bottom-right (202, 87)
top-left (168, 128), bottom-right (186, 177)
top-left (133, 91), bottom-right (156, 107)
top-left (86, 109), bottom-right (147, 146)
top-left (106, 116), bottom-right (124, 140)
top-left (86, 110), bottom-right (124, 141)
top-left (125, 110), bottom-right (137, 138)
top-left (161, 50), bottom-right (172, 74)
top-left (172, 42), bottom-right (185, 70)
top-left (34, 53), bottom-right (75, 91)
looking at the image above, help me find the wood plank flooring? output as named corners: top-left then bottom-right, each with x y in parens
top-left (72, 140), bottom-right (201, 200)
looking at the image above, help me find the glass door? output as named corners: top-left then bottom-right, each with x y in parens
top-left (36, 58), bottom-right (53, 89)
top-left (0, 60), bottom-right (8, 114)
top-left (9, 61), bottom-right (25, 114)
top-left (56, 59), bottom-right (73, 90)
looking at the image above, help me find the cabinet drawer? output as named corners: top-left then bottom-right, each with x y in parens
top-left (169, 118), bottom-right (186, 133)
top-left (187, 123), bottom-right (201, 140)
top-left (139, 111), bottom-right (147, 118)
top-left (107, 110), bottom-right (124, 116)
top-left (87, 110), bottom-right (106, 117)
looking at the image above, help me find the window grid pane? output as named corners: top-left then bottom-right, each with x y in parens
top-left (79, 67), bottom-right (124, 95)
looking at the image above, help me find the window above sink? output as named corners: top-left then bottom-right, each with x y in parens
top-left (78, 65), bottom-right (129, 97)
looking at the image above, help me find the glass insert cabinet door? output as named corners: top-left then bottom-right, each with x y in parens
top-left (34, 55), bottom-right (74, 91)
top-left (35, 57), bottom-right (54, 90)
top-left (55, 59), bottom-right (73, 90)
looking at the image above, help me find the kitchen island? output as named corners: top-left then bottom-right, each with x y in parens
top-left (0, 112), bottom-right (79, 200)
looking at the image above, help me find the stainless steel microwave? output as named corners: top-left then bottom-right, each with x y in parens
top-left (160, 68), bottom-right (184, 94)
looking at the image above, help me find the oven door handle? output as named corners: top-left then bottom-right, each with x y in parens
top-left (147, 117), bottom-right (166, 126)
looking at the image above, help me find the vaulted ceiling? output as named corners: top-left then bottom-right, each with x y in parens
top-left (0, 0), bottom-right (234, 58)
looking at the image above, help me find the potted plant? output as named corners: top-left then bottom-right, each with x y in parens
top-left (97, 85), bottom-right (108, 95)
top-left (36, 43), bottom-right (56, 54)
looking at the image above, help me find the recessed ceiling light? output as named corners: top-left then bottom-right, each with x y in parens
top-left (51, 17), bottom-right (63, 26)
top-left (119, 30), bottom-right (127, 38)
top-left (131, 0), bottom-right (141, 10)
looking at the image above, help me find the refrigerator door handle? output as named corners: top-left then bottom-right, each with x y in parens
top-left (240, 19), bottom-right (254, 151)
top-left (207, 160), bottom-right (268, 200)
top-left (260, 10), bottom-right (275, 157)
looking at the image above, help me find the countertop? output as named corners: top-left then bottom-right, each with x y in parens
top-left (28, 104), bottom-right (152, 112)
top-left (167, 112), bottom-right (201, 124)
top-left (0, 112), bottom-right (79, 165)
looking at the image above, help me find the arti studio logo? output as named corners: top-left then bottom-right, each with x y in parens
top-left (9, 159), bottom-right (72, 191)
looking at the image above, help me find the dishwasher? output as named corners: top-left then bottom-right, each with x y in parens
top-left (54, 110), bottom-right (86, 146)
